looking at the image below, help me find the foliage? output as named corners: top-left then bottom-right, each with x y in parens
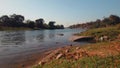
top-left (35, 18), bottom-right (44, 28)
top-left (48, 21), bottom-right (56, 29)
top-left (0, 14), bottom-right (64, 30)
top-left (26, 20), bottom-right (35, 29)
top-left (69, 15), bottom-right (120, 29)
top-left (79, 26), bottom-right (120, 40)
top-left (34, 55), bottom-right (120, 68)
top-left (34, 40), bottom-right (120, 68)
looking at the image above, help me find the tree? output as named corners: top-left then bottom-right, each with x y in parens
top-left (10, 14), bottom-right (25, 27)
top-left (55, 25), bottom-right (64, 29)
top-left (0, 15), bottom-right (10, 26)
top-left (109, 15), bottom-right (120, 25)
top-left (10, 14), bottom-right (24, 23)
top-left (94, 19), bottom-right (101, 28)
top-left (60, 25), bottom-right (64, 29)
top-left (43, 23), bottom-right (49, 29)
top-left (48, 21), bottom-right (56, 29)
top-left (0, 14), bottom-right (64, 29)
top-left (35, 18), bottom-right (44, 28)
top-left (26, 20), bottom-right (35, 28)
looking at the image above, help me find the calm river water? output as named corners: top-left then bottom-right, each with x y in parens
top-left (0, 28), bottom-right (85, 68)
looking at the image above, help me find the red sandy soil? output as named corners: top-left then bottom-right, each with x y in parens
top-left (37, 40), bottom-right (120, 66)
top-left (5, 36), bottom-right (120, 68)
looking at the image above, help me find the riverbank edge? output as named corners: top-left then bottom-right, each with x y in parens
top-left (33, 25), bottom-right (120, 68)
top-left (33, 40), bottom-right (120, 68)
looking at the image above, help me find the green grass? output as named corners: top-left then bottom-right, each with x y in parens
top-left (34, 25), bottom-right (120, 68)
top-left (78, 55), bottom-right (120, 68)
top-left (34, 55), bottom-right (120, 68)
top-left (33, 41), bottom-right (120, 68)
top-left (79, 26), bottom-right (120, 40)
top-left (80, 42), bottom-right (110, 51)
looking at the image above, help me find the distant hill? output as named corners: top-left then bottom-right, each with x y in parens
top-left (69, 15), bottom-right (120, 29)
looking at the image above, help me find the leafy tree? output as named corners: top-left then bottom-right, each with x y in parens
top-left (26, 20), bottom-right (35, 28)
top-left (55, 25), bottom-right (64, 29)
top-left (35, 18), bottom-right (44, 28)
top-left (0, 14), bottom-right (64, 29)
top-left (69, 15), bottom-right (120, 29)
top-left (109, 15), bottom-right (120, 24)
top-left (0, 15), bottom-right (10, 26)
top-left (48, 21), bottom-right (56, 29)
top-left (95, 19), bottom-right (101, 28)
top-left (10, 14), bottom-right (25, 27)
top-left (10, 14), bottom-right (24, 23)
top-left (43, 23), bottom-right (49, 29)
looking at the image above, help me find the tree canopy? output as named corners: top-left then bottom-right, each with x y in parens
top-left (0, 14), bottom-right (64, 29)
top-left (69, 15), bottom-right (120, 29)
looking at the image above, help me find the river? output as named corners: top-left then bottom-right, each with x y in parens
top-left (0, 28), bottom-right (86, 68)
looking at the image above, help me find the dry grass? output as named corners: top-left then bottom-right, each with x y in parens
top-left (33, 40), bottom-right (120, 68)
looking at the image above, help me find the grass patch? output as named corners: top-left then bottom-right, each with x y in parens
top-left (79, 26), bottom-right (120, 40)
top-left (78, 55), bottom-right (120, 68)
top-left (80, 41), bottom-right (111, 51)
top-left (34, 55), bottom-right (120, 68)
top-left (34, 25), bottom-right (120, 68)
top-left (34, 41), bottom-right (120, 68)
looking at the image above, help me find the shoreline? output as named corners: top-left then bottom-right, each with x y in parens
top-left (34, 40), bottom-right (120, 68)
top-left (0, 28), bottom-right (85, 68)
top-left (0, 48), bottom-right (53, 68)
top-left (3, 40), bottom-right (119, 68)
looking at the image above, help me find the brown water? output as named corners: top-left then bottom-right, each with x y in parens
top-left (0, 29), bottom-right (86, 68)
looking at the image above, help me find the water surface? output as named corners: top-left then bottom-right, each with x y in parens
top-left (0, 28), bottom-right (85, 68)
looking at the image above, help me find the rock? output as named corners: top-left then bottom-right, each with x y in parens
top-left (70, 44), bottom-right (72, 46)
top-left (76, 47), bottom-right (80, 50)
top-left (80, 54), bottom-right (83, 57)
top-left (69, 36), bottom-right (94, 42)
top-left (65, 49), bottom-right (69, 53)
top-left (117, 34), bottom-right (120, 39)
top-left (56, 42), bottom-right (59, 44)
top-left (66, 54), bottom-right (73, 59)
top-left (103, 36), bottom-right (109, 41)
top-left (74, 55), bottom-right (79, 60)
top-left (22, 64), bottom-right (25, 67)
top-left (39, 61), bottom-right (46, 65)
top-left (57, 34), bottom-right (64, 36)
top-left (56, 53), bottom-right (63, 59)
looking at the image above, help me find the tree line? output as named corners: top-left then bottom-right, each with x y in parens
top-left (0, 14), bottom-right (64, 29)
top-left (69, 15), bottom-right (120, 29)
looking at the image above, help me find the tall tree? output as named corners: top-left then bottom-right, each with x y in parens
top-left (35, 18), bottom-right (44, 28)
top-left (10, 14), bottom-right (24, 23)
top-left (109, 15), bottom-right (120, 24)
top-left (10, 14), bottom-right (25, 27)
top-left (0, 15), bottom-right (10, 26)
top-left (48, 21), bottom-right (56, 29)
top-left (26, 20), bottom-right (35, 29)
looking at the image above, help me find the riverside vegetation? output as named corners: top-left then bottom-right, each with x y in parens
top-left (34, 15), bottom-right (120, 68)
top-left (0, 14), bottom-right (64, 30)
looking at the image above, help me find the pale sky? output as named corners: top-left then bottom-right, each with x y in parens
top-left (0, 0), bottom-right (120, 27)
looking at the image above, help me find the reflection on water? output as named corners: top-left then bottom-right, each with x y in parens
top-left (36, 30), bottom-right (45, 42)
top-left (0, 29), bottom-right (85, 47)
top-left (48, 30), bottom-right (55, 39)
top-left (0, 31), bottom-right (25, 46)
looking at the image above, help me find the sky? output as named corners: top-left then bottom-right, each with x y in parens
top-left (0, 0), bottom-right (120, 27)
